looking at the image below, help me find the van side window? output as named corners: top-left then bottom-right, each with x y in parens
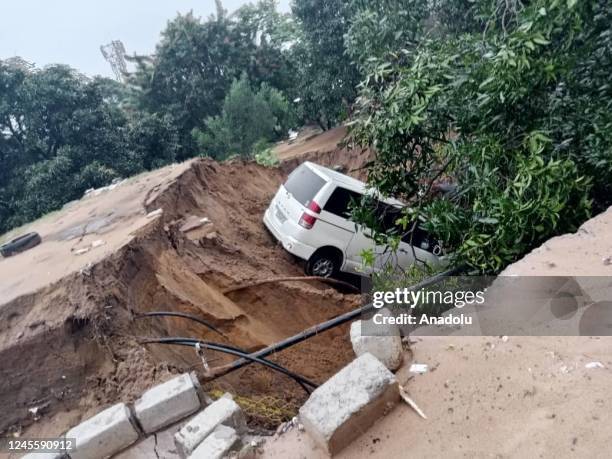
top-left (284, 166), bottom-right (326, 206)
top-left (323, 187), bottom-right (363, 218)
top-left (375, 202), bottom-right (431, 248)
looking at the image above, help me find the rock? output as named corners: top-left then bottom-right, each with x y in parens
top-left (187, 425), bottom-right (239, 459)
top-left (133, 372), bottom-right (202, 434)
top-left (65, 403), bottom-right (139, 459)
top-left (299, 353), bottom-right (399, 455)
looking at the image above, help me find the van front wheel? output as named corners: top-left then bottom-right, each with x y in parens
top-left (306, 250), bottom-right (340, 278)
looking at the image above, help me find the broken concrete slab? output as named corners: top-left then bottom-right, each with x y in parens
top-left (187, 425), bottom-right (239, 459)
top-left (350, 315), bottom-right (403, 370)
top-left (174, 395), bottom-right (246, 458)
top-left (299, 352), bottom-right (400, 455)
top-left (134, 373), bottom-right (202, 434)
top-left (66, 402), bottom-right (140, 459)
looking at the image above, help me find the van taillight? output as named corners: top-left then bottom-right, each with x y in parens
top-left (308, 201), bottom-right (321, 213)
top-left (299, 201), bottom-right (321, 229)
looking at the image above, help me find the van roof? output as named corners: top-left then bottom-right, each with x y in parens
top-left (303, 161), bottom-right (404, 207)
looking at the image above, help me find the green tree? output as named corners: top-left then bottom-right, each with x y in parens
top-left (0, 60), bottom-right (179, 233)
top-left (291, 0), bottom-right (360, 129)
top-left (193, 74), bottom-right (291, 159)
top-left (127, 1), bottom-right (296, 159)
top-left (350, 0), bottom-right (607, 272)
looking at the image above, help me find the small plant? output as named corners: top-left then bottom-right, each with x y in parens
top-left (254, 147), bottom-right (280, 167)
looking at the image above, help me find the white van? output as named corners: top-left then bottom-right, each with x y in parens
top-left (263, 161), bottom-right (442, 277)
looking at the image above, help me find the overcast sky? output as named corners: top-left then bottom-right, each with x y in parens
top-left (0, 0), bottom-right (291, 78)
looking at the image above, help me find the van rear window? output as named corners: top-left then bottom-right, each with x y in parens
top-left (284, 166), bottom-right (326, 206)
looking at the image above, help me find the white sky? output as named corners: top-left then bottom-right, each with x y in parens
top-left (0, 0), bottom-right (291, 78)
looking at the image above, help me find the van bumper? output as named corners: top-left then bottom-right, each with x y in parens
top-left (263, 208), bottom-right (317, 261)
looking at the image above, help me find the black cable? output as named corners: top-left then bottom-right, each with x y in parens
top-left (135, 311), bottom-right (224, 337)
top-left (140, 337), bottom-right (318, 394)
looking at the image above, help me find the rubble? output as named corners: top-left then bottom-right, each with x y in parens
top-left (187, 424), bottom-right (240, 459)
top-left (174, 395), bottom-right (246, 458)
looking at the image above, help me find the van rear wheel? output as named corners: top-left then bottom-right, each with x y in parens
top-left (306, 250), bottom-right (340, 278)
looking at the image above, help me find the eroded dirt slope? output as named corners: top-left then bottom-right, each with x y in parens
top-left (0, 148), bottom-right (367, 437)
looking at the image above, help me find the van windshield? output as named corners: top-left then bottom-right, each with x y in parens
top-left (284, 166), bottom-right (326, 206)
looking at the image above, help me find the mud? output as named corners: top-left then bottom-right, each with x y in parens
top-left (0, 144), bottom-right (364, 436)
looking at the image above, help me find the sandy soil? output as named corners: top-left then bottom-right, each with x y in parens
top-left (263, 335), bottom-right (612, 459)
top-left (262, 207), bottom-right (612, 458)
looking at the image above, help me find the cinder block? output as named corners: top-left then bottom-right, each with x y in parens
top-left (174, 395), bottom-right (246, 458)
top-left (134, 372), bottom-right (202, 433)
top-left (187, 425), bottom-right (239, 459)
top-left (350, 316), bottom-right (403, 370)
top-left (299, 353), bottom-right (399, 455)
top-left (66, 403), bottom-right (139, 459)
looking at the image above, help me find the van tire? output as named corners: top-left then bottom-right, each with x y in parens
top-left (0, 232), bottom-right (42, 258)
top-left (305, 249), bottom-right (341, 278)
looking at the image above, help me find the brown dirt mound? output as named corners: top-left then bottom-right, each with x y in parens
top-left (0, 154), bottom-right (364, 438)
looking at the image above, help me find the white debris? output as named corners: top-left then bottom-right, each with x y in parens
top-left (585, 361), bottom-right (605, 369)
top-left (146, 208), bottom-right (163, 219)
top-left (409, 363), bottom-right (429, 374)
top-left (74, 248), bottom-right (90, 255)
top-left (398, 386), bottom-right (427, 419)
top-left (91, 239), bottom-right (106, 248)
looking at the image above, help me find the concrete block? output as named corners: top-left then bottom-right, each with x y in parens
top-left (174, 395), bottom-right (246, 458)
top-left (187, 425), bottom-right (239, 459)
top-left (134, 372), bottom-right (201, 434)
top-left (66, 403), bottom-right (140, 459)
top-left (350, 317), bottom-right (403, 370)
top-left (299, 353), bottom-right (399, 455)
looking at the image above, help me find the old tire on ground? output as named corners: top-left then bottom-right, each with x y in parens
top-left (305, 248), bottom-right (341, 278)
top-left (0, 232), bottom-right (42, 258)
